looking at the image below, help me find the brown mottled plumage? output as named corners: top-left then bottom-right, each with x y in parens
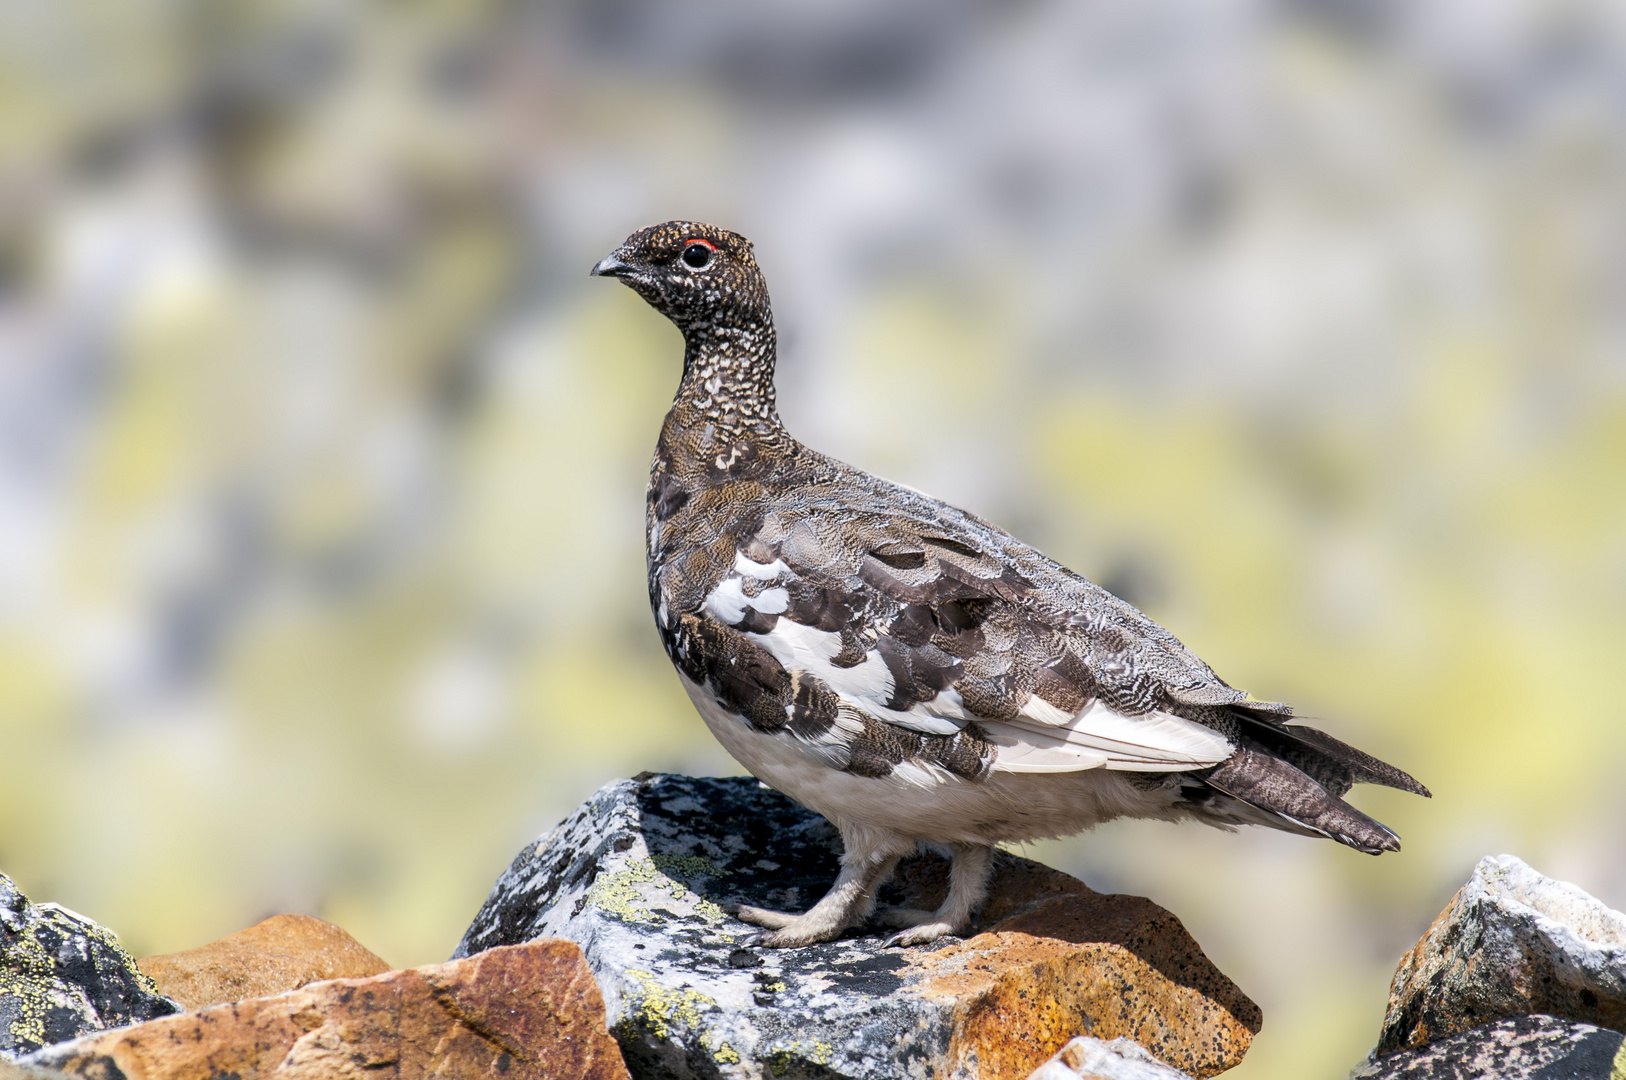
top-left (591, 221), bottom-right (1430, 948)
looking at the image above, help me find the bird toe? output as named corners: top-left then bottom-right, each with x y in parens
top-left (883, 922), bottom-right (959, 948)
top-left (734, 905), bottom-right (801, 930)
top-left (736, 905), bottom-right (858, 946)
top-left (753, 916), bottom-right (851, 947)
top-left (757, 927), bottom-right (835, 948)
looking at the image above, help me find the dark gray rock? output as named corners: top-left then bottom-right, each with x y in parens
top-left (1027, 1037), bottom-right (1194, 1080)
top-left (454, 773), bottom-right (1259, 1080)
top-left (1353, 1014), bottom-right (1626, 1079)
top-left (1379, 855), bottom-right (1626, 1054)
top-left (0, 873), bottom-right (180, 1059)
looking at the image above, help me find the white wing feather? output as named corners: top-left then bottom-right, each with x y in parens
top-left (984, 700), bottom-right (1234, 773)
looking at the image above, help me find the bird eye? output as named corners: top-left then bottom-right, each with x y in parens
top-left (682, 240), bottom-right (715, 269)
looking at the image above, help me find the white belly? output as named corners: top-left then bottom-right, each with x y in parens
top-left (679, 674), bottom-right (1182, 845)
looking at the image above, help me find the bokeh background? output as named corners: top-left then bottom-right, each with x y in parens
top-left (3, 0), bottom-right (1625, 1075)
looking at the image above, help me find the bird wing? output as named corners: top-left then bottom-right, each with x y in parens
top-left (702, 506), bottom-right (1248, 775)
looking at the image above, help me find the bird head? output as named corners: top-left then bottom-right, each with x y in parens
top-left (590, 221), bottom-right (770, 335)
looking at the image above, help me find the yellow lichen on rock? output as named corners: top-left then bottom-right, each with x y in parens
top-left (768, 1040), bottom-right (837, 1075)
top-left (585, 856), bottom-right (730, 928)
top-left (0, 963), bottom-right (50, 1054)
top-left (622, 969), bottom-right (717, 1040)
top-left (585, 860), bottom-right (665, 923)
top-left (698, 1029), bottom-right (741, 1065)
top-left (1, 876), bottom-right (176, 1057)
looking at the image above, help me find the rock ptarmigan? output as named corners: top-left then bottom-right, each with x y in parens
top-left (591, 221), bottom-right (1430, 948)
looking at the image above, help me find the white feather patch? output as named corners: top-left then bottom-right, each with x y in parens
top-left (890, 760), bottom-right (955, 789)
top-left (1018, 694), bottom-right (1075, 726)
top-left (703, 577), bottom-right (750, 624)
top-left (753, 586), bottom-right (789, 614)
top-left (749, 618), bottom-right (891, 705)
top-left (703, 576), bottom-right (791, 623)
top-left (987, 699), bottom-right (1234, 774)
top-left (909, 688), bottom-right (968, 723)
top-left (733, 551), bottom-right (790, 580)
top-left (981, 724), bottom-right (1111, 772)
top-left (745, 618), bottom-right (965, 737)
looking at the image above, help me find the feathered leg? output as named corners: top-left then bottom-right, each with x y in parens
top-left (876, 842), bottom-right (993, 946)
top-left (736, 825), bottom-right (913, 947)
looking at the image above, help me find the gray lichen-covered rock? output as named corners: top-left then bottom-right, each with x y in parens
top-left (1027, 1037), bottom-right (1194, 1080)
top-left (455, 773), bottom-right (1260, 1080)
top-left (1353, 1014), bottom-right (1626, 1079)
top-left (0, 874), bottom-right (179, 1058)
top-left (1378, 855), bottom-right (1626, 1054)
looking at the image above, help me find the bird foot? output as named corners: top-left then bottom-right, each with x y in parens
top-left (873, 906), bottom-right (969, 946)
top-left (731, 904), bottom-right (800, 930)
top-left (883, 921), bottom-right (960, 948)
top-left (734, 904), bottom-right (852, 947)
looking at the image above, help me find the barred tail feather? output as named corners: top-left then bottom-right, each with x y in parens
top-left (1232, 708), bottom-right (1432, 798)
top-left (1201, 744), bottom-right (1403, 855)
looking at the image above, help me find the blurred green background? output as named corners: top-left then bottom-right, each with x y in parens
top-left (2, 1), bottom-right (1624, 1076)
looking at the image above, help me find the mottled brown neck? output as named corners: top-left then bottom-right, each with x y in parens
top-left (660, 320), bottom-right (795, 478)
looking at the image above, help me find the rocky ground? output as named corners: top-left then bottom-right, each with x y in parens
top-left (454, 774), bottom-right (1259, 1079)
top-left (3, 774), bottom-right (1625, 1079)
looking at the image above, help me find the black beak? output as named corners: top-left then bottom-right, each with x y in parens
top-left (590, 252), bottom-right (630, 277)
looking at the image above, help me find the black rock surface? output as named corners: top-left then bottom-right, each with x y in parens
top-left (1353, 1014), bottom-right (1625, 1079)
top-left (0, 873), bottom-right (180, 1058)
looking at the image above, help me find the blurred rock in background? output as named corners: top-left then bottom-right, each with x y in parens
top-left (1373, 855), bottom-right (1626, 1064)
top-left (0, 2), bottom-right (1624, 1078)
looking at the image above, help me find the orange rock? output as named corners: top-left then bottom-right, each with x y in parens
top-left (137, 914), bottom-right (392, 1010)
top-left (0, 1060), bottom-right (77, 1080)
top-left (895, 857), bottom-right (1260, 1079)
top-left (28, 940), bottom-right (631, 1080)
